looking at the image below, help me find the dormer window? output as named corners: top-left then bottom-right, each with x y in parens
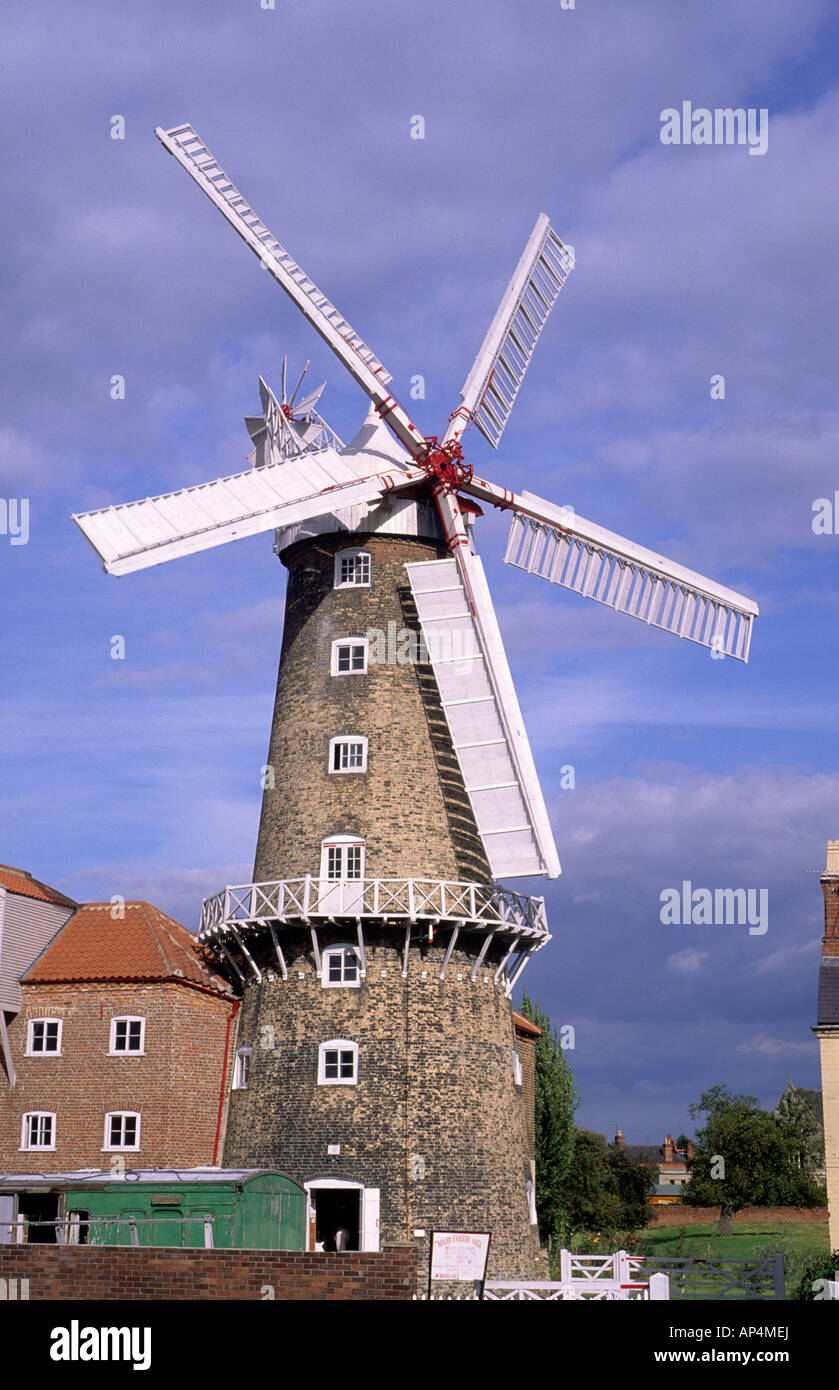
top-left (334, 549), bottom-right (371, 588)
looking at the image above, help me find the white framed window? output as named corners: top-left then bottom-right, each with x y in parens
top-left (331, 637), bottom-right (369, 676)
top-left (512, 1048), bottom-right (523, 1088)
top-left (334, 549), bottom-right (371, 589)
top-left (329, 736), bottom-right (368, 774)
top-left (104, 1112), bottom-right (141, 1150)
top-left (318, 1040), bottom-right (358, 1085)
top-left (27, 1018), bottom-right (62, 1055)
top-left (233, 1046), bottom-right (252, 1090)
top-left (109, 1016), bottom-right (145, 1055)
top-left (21, 1112), bottom-right (56, 1150)
top-left (322, 945), bottom-right (362, 989)
top-left (320, 838), bottom-right (365, 881)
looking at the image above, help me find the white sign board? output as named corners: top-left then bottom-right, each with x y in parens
top-left (430, 1231), bottom-right (491, 1283)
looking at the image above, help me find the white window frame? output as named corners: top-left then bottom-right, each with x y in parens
top-left (318, 1039), bottom-right (358, 1086)
top-left (21, 1112), bottom-right (56, 1151)
top-left (103, 1111), bottom-right (141, 1151)
top-left (329, 735), bottom-right (368, 775)
top-left (322, 945), bottom-right (362, 989)
top-left (26, 1018), bottom-right (63, 1056)
top-left (512, 1048), bottom-right (523, 1088)
top-left (109, 1016), bottom-right (145, 1055)
top-left (334, 548), bottom-right (371, 589)
top-left (233, 1046), bottom-right (252, 1090)
top-left (319, 837), bottom-right (366, 882)
top-left (330, 637), bottom-right (369, 677)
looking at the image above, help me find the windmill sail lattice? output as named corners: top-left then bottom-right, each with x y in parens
top-left (450, 215), bottom-right (574, 449)
top-left (502, 498), bottom-right (756, 662)
top-left (155, 125), bottom-right (394, 391)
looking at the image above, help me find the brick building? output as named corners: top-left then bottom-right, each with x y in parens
top-left (0, 900), bottom-right (237, 1174)
top-left (616, 1129), bottom-right (692, 1203)
top-left (815, 839), bottom-right (839, 1251)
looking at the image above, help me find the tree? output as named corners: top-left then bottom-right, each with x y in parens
top-left (519, 992), bottom-right (578, 1243)
top-left (685, 1085), bottom-right (826, 1236)
top-left (563, 1129), bottom-right (621, 1234)
top-left (774, 1085), bottom-right (825, 1178)
top-left (608, 1142), bottom-right (657, 1231)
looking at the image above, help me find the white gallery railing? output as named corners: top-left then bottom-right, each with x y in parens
top-left (199, 876), bottom-right (549, 941)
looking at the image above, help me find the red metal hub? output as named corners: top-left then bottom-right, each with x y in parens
top-left (416, 437), bottom-right (473, 492)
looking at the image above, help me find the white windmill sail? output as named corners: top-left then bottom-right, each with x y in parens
top-left (405, 553), bottom-right (560, 881)
top-left (463, 480), bottom-right (758, 662)
top-left (446, 215), bottom-right (574, 450)
top-left (156, 128), bottom-right (395, 390)
top-left (74, 447), bottom-right (425, 577)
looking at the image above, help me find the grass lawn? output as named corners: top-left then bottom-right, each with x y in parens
top-left (642, 1221), bottom-right (830, 1297)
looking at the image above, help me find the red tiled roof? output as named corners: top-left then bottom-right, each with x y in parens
top-left (513, 1011), bottom-right (542, 1038)
top-left (0, 864), bottom-right (77, 909)
top-left (23, 901), bottom-right (232, 996)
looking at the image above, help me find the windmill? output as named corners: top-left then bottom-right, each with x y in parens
top-left (72, 125), bottom-right (759, 1275)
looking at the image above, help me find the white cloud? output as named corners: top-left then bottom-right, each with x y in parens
top-left (737, 1035), bottom-right (818, 1057)
top-left (667, 948), bottom-right (710, 975)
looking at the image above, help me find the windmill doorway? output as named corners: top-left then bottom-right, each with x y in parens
top-left (306, 1180), bottom-right (380, 1252)
top-left (313, 1188), bottom-right (360, 1251)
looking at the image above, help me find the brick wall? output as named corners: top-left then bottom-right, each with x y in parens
top-left (0, 1243), bottom-right (417, 1300)
top-left (817, 1031), bottom-right (839, 1250)
top-left (223, 928), bottom-right (543, 1279)
top-left (649, 1205), bottom-right (829, 1227)
top-left (253, 530), bottom-right (491, 883)
top-left (232, 526), bottom-right (544, 1279)
top-left (0, 981), bottom-right (237, 1170)
top-left (821, 873), bottom-right (839, 958)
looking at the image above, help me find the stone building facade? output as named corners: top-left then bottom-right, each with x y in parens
top-left (815, 839), bottom-right (839, 1252)
top-left (219, 512), bottom-right (548, 1278)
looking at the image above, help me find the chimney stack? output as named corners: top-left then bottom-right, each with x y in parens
top-left (614, 1128), bottom-right (625, 1147)
top-left (663, 1133), bottom-right (674, 1161)
top-left (821, 841), bottom-right (839, 959)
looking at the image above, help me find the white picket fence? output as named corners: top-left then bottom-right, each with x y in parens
top-left (414, 1250), bottom-right (670, 1301)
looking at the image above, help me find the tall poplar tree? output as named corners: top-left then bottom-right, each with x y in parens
top-left (519, 991), bottom-right (579, 1242)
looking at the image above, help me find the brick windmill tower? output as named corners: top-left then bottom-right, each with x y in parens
top-left (73, 126), bottom-right (758, 1275)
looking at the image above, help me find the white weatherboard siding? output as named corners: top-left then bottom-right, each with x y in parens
top-left (0, 892), bottom-right (74, 1013)
top-left (405, 556), bottom-right (560, 881)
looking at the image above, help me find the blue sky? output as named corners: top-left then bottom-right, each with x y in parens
top-left (2, 0), bottom-right (838, 1144)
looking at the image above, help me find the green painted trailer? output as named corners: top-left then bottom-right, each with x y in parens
top-left (59, 1169), bottom-right (305, 1250)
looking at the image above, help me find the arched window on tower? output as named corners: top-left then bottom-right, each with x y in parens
top-left (322, 944), bottom-right (362, 989)
top-left (334, 548), bottom-right (371, 589)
